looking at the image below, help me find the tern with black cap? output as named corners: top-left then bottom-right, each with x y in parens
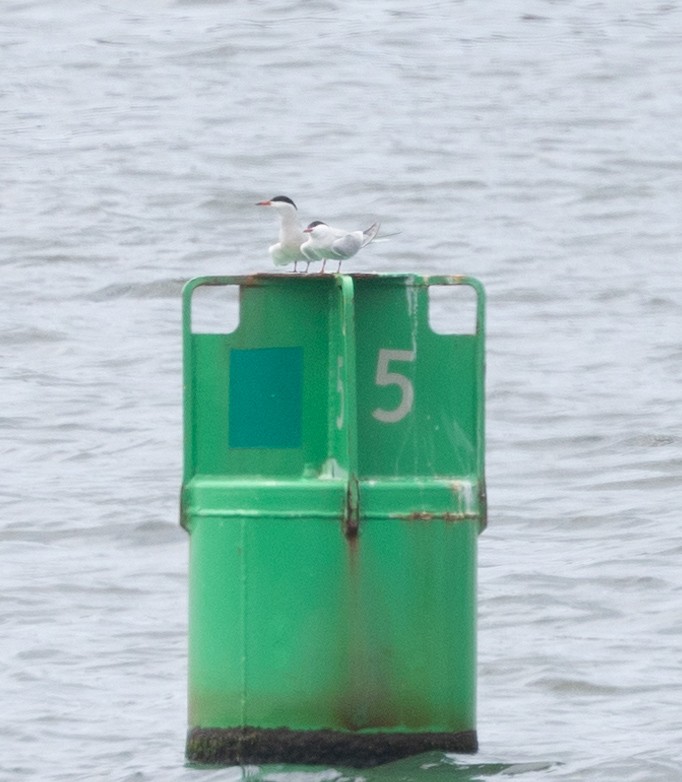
top-left (301, 219), bottom-right (381, 273)
top-left (256, 195), bottom-right (309, 272)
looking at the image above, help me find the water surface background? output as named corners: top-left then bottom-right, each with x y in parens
top-left (2, 1), bottom-right (682, 780)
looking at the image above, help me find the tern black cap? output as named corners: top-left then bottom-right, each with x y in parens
top-left (270, 195), bottom-right (297, 208)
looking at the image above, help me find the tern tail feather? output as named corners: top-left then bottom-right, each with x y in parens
top-left (361, 221), bottom-right (381, 247)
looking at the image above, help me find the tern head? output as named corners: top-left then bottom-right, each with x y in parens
top-left (303, 220), bottom-right (328, 235)
top-left (256, 195), bottom-right (297, 210)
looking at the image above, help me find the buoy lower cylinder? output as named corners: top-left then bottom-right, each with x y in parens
top-left (181, 273), bottom-right (486, 766)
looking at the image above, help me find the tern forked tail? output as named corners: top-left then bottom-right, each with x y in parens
top-left (361, 221), bottom-right (381, 248)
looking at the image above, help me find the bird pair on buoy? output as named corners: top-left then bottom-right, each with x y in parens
top-left (256, 195), bottom-right (380, 273)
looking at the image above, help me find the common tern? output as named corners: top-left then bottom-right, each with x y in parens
top-left (256, 195), bottom-right (309, 272)
top-left (301, 220), bottom-right (381, 272)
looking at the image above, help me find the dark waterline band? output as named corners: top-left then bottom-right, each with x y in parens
top-left (186, 726), bottom-right (478, 768)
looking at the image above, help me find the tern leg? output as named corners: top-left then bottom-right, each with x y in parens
top-left (336, 259), bottom-right (342, 273)
top-left (321, 259), bottom-right (327, 273)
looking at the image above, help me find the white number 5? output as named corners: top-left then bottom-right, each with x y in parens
top-left (372, 348), bottom-right (416, 423)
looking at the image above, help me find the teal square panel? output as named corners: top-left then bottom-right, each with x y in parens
top-left (229, 347), bottom-right (303, 449)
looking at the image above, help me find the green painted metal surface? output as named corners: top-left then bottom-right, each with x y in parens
top-left (181, 273), bottom-right (486, 765)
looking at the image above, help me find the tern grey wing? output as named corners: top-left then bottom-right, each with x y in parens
top-left (330, 233), bottom-right (362, 259)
